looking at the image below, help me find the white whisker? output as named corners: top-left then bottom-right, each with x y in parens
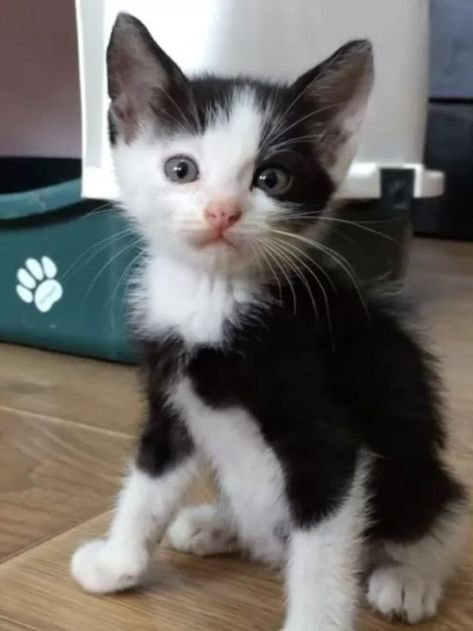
top-left (81, 237), bottom-right (143, 308)
top-left (267, 238), bottom-right (319, 321)
top-left (253, 240), bottom-right (283, 305)
top-left (269, 228), bottom-right (369, 317)
top-left (62, 229), bottom-right (138, 282)
top-left (272, 234), bottom-right (336, 291)
top-left (270, 237), bottom-right (336, 349)
top-left (108, 250), bottom-right (145, 331)
top-left (257, 238), bottom-right (297, 314)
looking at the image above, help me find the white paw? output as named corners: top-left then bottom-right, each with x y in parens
top-left (367, 565), bottom-right (442, 624)
top-left (16, 256), bottom-right (63, 313)
top-left (71, 539), bottom-right (149, 594)
top-left (167, 505), bottom-right (238, 557)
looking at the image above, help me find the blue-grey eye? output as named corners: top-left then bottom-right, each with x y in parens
top-left (255, 167), bottom-right (292, 195)
top-left (164, 156), bottom-right (199, 183)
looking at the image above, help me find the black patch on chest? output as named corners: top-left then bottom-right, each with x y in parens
top-left (136, 336), bottom-right (195, 476)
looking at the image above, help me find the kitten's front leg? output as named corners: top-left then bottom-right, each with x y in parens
top-left (71, 399), bottom-right (197, 594)
top-left (281, 463), bottom-right (367, 631)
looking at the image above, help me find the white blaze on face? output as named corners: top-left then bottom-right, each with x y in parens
top-left (198, 90), bottom-right (263, 199)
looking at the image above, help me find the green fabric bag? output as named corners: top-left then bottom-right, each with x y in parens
top-left (0, 158), bottom-right (138, 362)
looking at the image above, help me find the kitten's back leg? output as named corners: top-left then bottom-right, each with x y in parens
top-left (167, 499), bottom-right (239, 557)
top-left (367, 499), bottom-right (469, 624)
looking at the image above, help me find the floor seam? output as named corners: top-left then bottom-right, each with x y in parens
top-left (0, 509), bottom-right (112, 568)
top-left (0, 404), bottom-right (136, 439)
top-left (0, 613), bottom-right (41, 631)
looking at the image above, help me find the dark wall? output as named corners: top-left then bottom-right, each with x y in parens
top-left (430, 0), bottom-right (473, 100)
top-left (415, 0), bottom-right (473, 239)
top-left (0, 0), bottom-right (81, 158)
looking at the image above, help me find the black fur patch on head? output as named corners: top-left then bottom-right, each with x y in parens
top-left (188, 75), bottom-right (335, 213)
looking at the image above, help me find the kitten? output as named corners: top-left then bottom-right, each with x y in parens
top-left (71, 13), bottom-right (468, 631)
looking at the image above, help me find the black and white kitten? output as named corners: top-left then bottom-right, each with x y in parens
top-left (71, 13), bottom-right (468, 631)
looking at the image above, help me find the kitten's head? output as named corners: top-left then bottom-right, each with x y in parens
top-left (107, 13), bottom-right (373, 274)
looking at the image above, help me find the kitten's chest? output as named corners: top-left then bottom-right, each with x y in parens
top-left (139, 256), bottom-right (255, 346)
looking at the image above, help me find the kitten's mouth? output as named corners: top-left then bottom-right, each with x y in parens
top-left (193, 232), bottom-right (239, 250)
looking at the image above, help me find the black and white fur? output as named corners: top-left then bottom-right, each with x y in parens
top-left (71, 14), bottom-right (468, 631)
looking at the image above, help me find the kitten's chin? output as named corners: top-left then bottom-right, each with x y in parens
top-left (160, 235), bottom-right (255, 276)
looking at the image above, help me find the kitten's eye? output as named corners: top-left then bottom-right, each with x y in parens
top-left (255, 167), bottom-right (292, 195)
top-left (164, 156), bottom-right (199, 183)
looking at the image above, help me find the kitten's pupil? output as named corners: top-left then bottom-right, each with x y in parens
top-left (175, 162), bottom-right (188, 179)
top-left (262, 170), bottom-right (278, 189)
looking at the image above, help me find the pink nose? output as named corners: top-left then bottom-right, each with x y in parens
top-left (204, 199), bottom-right (242, 232)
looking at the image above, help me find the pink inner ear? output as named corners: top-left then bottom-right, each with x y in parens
top-left (109, 44), bottom-right (159, 142)
top-left (108, 39), bottom-right (162, 142)
top-left (112, 94), bottom-right (132, 121)
top-left (110, 93), bottom-right (144, 143)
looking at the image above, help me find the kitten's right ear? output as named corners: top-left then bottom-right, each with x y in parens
top-left (291, 40), bottom-right (374, 184)
top-left (107, 13), bottom-right (189, 142)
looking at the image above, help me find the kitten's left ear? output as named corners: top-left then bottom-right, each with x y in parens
top-left (107, 12), bottom-right (191, 142)
top-left (292, 40), bottom-right (374, 183)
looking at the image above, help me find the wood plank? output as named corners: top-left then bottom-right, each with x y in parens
top-left (407, 239), bottom-right (473, 484)
top-left (0, 616), bottom-right (41, 631)
top-left (0, 407), bottom-right (132, 561)
top-left (0, 343), bottom-right (141, 435)
top-left (0, 511), bottom-right (471, 631)
top-left (0, 513), bottom-right (283, 631)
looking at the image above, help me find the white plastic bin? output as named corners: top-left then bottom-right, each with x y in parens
top-left (75, 0), bottom-right (443, 202)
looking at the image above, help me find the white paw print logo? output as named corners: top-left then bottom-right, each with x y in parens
top-left (16, 256), bottom-right (63, 313)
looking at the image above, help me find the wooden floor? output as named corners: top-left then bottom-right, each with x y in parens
top-left (0, 238), bottom-right (472, 631)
